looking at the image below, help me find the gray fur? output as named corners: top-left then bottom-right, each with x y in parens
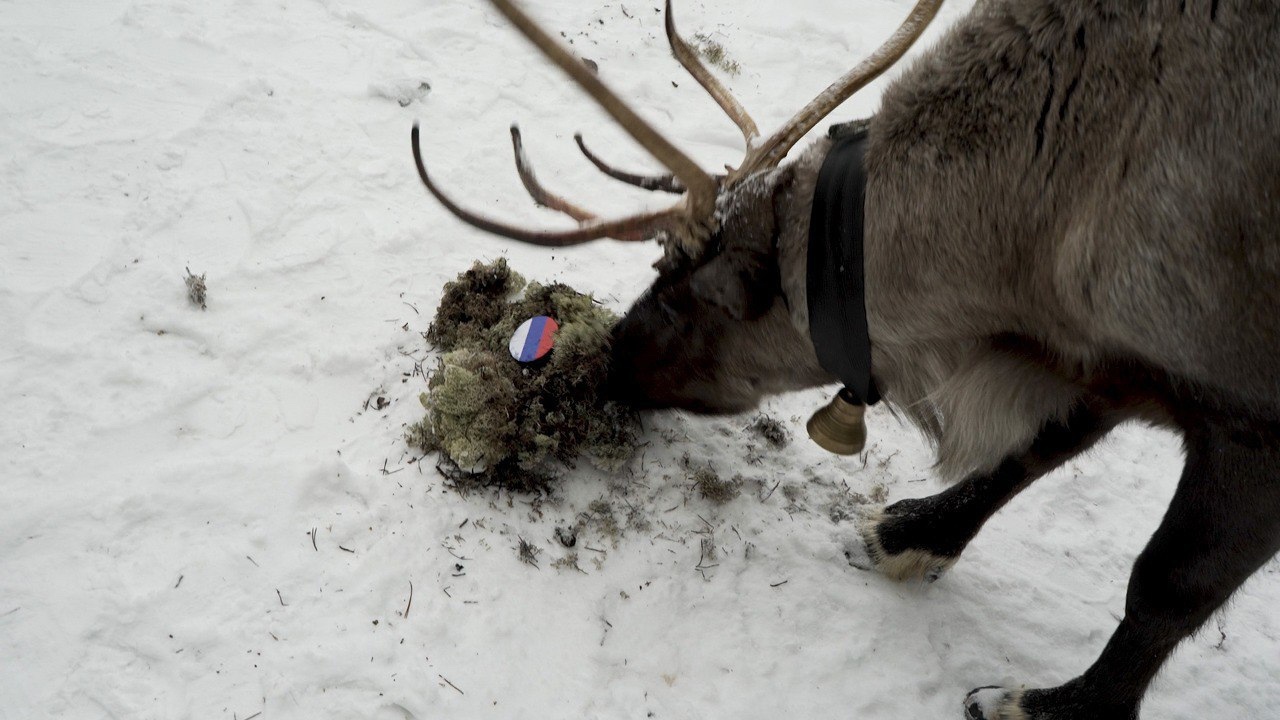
top-left (619, 0), bottom-right (1278, 478)
top-left (607, 3), bottom-right (1280, 715)
top-left (768, 0), bottom-right (1280, 479)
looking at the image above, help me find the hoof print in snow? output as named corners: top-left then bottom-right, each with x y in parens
top-left (369, 79), bottom-right (432, 107)
top-left (554, 525), bottom-right (577, 548)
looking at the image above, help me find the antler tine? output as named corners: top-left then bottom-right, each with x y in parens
top-left (732, 0), bottom-right (944, 181)
top-left (574, 133), bottom-right (686, 194)
top-left (664, 0), bottom-right (759, 145)
top-left (510, 125), bottom-right (598, 221)
top-left (414, 125), bottom-right (674, 245)
top-left (487, 0), bottom-right (718, 243)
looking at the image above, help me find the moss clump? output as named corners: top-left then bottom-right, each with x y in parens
top-left (425, 258), bottom-right (526, 351)
top-left (691, 33), bottom-right (741, 76)
top-left (185, 267), bottom-right (207, 310)
top-left (749, 414), bottom-right (790, 450)
top-left (693, 467), bottom-right (741, 504)
top-left (408, 260), bottom-right (639, 491)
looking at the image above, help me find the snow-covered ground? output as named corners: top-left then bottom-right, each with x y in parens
top-left (2, 1), bottom-right (1277, 718)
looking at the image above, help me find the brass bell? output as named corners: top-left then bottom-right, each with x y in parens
top-left (807, 388), bottom-right (868, 455)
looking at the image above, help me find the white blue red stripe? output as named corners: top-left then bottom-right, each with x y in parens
top-left (508, 315), bottom-right (559, 363)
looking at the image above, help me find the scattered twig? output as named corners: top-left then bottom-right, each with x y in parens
top-left (404, 581), bottom-right (415, 619)
top-left (310, 527), bottom-right (318, 552)
top-left (338, 545), bottom-right (355, 553)
top-left (770, 580), bottom-right (789, 588)
top-left (760, 481), bottom-right (781, 502)
top-left (518, 536), bottom-right (542, 568)
top-left (276, 589), bottom-right (287, 607)
top-left (439, 674), bottom-right (464, 695)
top-left (246, 555), bottom-right (259, 567)
top-left (244, 712), bottom-right (262, 720)
top-left (696, 537), bottom-right (719, 579)
top-left (174, 575), bottom-right (183, 589)
top-left (0, 607), bottom-right (19, 618)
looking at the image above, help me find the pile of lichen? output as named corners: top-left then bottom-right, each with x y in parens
top-left (407, 259), bottom-right (638, 491)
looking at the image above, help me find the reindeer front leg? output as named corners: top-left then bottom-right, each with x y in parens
top-left (844, 402), bottom-right (1117, 581)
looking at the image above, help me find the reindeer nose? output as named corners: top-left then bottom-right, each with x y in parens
top-left (604, 327), bottom-right (640, 405)
top-left (604, 317), bottom-right (658, 408)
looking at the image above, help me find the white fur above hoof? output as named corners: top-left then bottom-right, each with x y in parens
top-left (878, 548), bottom-right (956, 583)
top-left (964, 687), bottom-right (1025, 720)
top-left (860, 510), bottom-right (958, 582)
top-left (833, 513), bottom-right (957, 582)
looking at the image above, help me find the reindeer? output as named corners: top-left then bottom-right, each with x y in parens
top-left (412, 0), bottom-right (1280, 717)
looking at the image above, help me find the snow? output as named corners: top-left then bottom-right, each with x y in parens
top-left (2, 1), bottom-right (1277, 719)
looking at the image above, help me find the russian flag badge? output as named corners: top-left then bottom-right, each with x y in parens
top-left (509, 315), bottom-right (559, 363)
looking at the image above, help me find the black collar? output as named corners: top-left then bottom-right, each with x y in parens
top-left (806, 121), bottom-right (880, 405)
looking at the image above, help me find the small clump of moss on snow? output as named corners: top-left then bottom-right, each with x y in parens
top-left (693, 467), bottom-right (741, 504)
top-left (749, 414), bottom-right (790, 450)
top-left (407, 259), bottom-right (639, 492)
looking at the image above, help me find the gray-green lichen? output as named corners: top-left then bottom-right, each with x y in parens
top-left (408, 259), bottom-right (638, 492)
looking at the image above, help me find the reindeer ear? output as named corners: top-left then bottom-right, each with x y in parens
top-left (689, 167), bottom-right (793, 320)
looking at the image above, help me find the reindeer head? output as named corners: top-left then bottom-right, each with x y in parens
top-left (414, 0), bottom-right (941, 414)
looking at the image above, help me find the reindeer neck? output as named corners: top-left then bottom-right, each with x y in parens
top-left (776, 139), bottom-right (832, 335)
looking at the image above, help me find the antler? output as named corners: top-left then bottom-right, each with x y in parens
top-left (574, 133), bottom-right (686, 194)
top-left (730, 0), bottom-right (944, 181)
top-left (663, 0), bottom-right (759, 146)
top-left (413, 0), bottom-right (942, 248)
top-left (510, 125), bottom-right (598, 222)
top-left (413, 125), bottom-right (676, 245)
top-left (410, 0), bottom-right (718, 248)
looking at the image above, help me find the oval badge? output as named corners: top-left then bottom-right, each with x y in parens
top-left (508, 315), bottom-right (559, 363)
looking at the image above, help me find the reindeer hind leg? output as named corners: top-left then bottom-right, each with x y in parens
top-left (966, 414), bottom-right (1280, 719)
